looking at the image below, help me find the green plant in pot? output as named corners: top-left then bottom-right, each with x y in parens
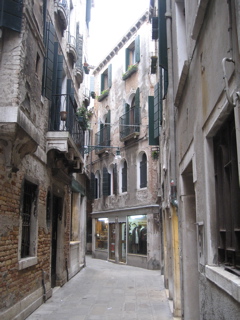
top-left (76, 107), bottom-right (92, 129)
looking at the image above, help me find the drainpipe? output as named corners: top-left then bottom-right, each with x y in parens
top-left (41, 270), bottom-right (46, 303)
top-left (165, 2), bottom-right (178, 210)
top-left (65, 258), bottom-right (69, 281)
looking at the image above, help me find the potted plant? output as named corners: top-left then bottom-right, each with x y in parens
top-left (152, 150), bottom-right (159, 160)
top-left (76, 106), bottom-right (92, 130)
top-left (97, 88), bottom-right (110, 102)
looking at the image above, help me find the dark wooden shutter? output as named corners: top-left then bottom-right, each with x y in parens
top-left (122, 161), bottom-right (127, 192)
top-left (158, 0), bottom-right (168, 70)
top-left (108, 64), bottom-right (112, 88)
top-left (89, 173), bottom-right (95, 199)
top-left (140, 153), bottom-right (147, 188)
top-left (148, 96), bottom-right (159, 145)
top-left (103, 167), bottom-right (110, 196)
top-left (125, 48), bottom-right (130, 71)
top-left (106, 110), bottom-right (111, 145)
top-left (43, 22), bottom-right (55, 100)
top-left (113, 164), bottom-right (117, 195)
top-left (152, 17), bottom-right (158, 40)
top-left (134, 88), bottom-right (140, 127)
top-left (66, 79), bottom-right (74, 133)
top-left (0, 0), bottom-right (23, 32)
top-left (100, 74), bottom-right (104, 92)
top-left (135, 35), bottom-right (140, 63)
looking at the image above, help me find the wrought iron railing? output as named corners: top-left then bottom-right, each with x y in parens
top-left (119, 107), bottom-right (140, 140)
top-left (95, 125), bottom-right (111, 153)
top-left (49, 94), bottom-right (85, 157)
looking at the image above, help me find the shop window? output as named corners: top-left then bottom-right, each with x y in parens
top-left (128, 215), bottom-right (147, 255)
top-left (213, 112), bottom-right (240, 270)
top-left (20, 180), bottom-right (38, 259)
top-left (95, 218), bottom-right (108, 250)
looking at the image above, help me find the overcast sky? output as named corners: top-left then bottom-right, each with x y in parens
top-left (88, 0), bottom-right (149, 66)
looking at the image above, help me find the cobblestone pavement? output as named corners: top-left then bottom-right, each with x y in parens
top-left (26, 255), bottom-right (173, 320)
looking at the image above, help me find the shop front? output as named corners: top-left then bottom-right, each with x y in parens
top-left (91, 205), bottom-right (160, 270)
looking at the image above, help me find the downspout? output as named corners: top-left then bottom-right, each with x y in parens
top-left (165, 3), bottom-right (178, 209)
top-left (41, 270), bottom-right (46, 303)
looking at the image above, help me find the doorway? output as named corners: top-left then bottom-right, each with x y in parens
top-left (51, 195), bottom-right (62, 288)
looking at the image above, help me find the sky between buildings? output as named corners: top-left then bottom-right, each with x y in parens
top-left (88, 0), bottom-right (149, 66)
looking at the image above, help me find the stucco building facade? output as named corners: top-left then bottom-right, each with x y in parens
top-left (151, 0), bottom-right (240, 319)
top-left (0, 0), bottom-right (92, 319)
top-left (86, 11), bottom-right (161, 270)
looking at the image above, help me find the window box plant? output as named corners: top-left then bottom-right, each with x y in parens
top-left (97, 88), bottom-right (110, 102)
top-left (122, 64), bottom-right (138, 80)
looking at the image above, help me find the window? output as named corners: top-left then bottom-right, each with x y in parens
top-left (125, 35), bottom-right (140, 71)
top-left (95, 110), bottom-right (111, 150)
top-left (21, 180), bottom-right (38, 259)
top-left (0, 0), bottom-right (23, 32)
top-left (109, 164), bottom-right (117, 195)
top-left (119, 88), bottom-right (141, 141)
top-left (90, 171), bottom-right (101, 199)
top-left (101, 65), bottom-right (112, 93)
top-left (140, 153), bottom-right (147, 188)
top-left (103, 167), bottom-right (111, 196)
top-left (95, 218), bottom-right (108, 250)
top-left (128, 215), bottom-right (147, 255)
top-left (213, 112), bottom-right (240, 270)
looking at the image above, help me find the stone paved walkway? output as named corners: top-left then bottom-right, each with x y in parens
top-left (26, 255), bottom-right (173, 320)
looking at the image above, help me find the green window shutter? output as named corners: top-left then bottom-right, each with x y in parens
top-left (0, 0), bottom-right (23, 32)
top-left (113, 164), bottom-right (117, 195)
top-left (152, 17), bottom-right (158, 40)
top-left (154, 83), bottom-right (160, 139)
top-left (103, 167), bottom-right (110, 196)
top-left (122, 161), bottom-right (127, 192)
top-left (140, 153), bottom-right (147, 188)
top-left (158, 0), bottom-right (168, 70)
top-left (86, 0), bottom-right (91, 28)
top-left (163, 68), bottom-right (168, 98)
top-left (66, 79), bottom-right (74, 133)
top-left (90, 173), bottom-right (95, 199)
top-left (43, 21), bottom-right (55, 100)
top-left (76, 33), bottom-right (83, 69)
top-left (125, 48), bottom-right (130, 71)
top-left (106, 110), bottom-right (111, 145)
top-left (108, 64), bottom-right (112, 88)
top-left (148, 96), bottom-right (159, 145)
top-left (135, 35), bottom-right (140, 63)
top-left (100, 74), bottom-right (104, 92)
top-left (134, 88), bottom-right (140, 125)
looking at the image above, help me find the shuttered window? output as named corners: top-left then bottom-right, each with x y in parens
top-left (148, 96), bottom-right (159, 145)
top-left (125, 35), bottom-right (140, 71)
top-left (100, 64), bottom-right (112, 92)
top-left (0, 0), bottom-right (23, 32)
top-left (140, 153), bottom-right (147, 188)
top-left (214, 112), bottom-right (240, 271)
top-left (113, 164), bottom-right (117, 195)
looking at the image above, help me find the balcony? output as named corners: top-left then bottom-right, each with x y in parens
top-left (46, 94), bottom-right (85, 172)
top-left (119, 107), bottom-right (140, 141)
top-left (67, 33), bottom-right (77, 63)
top-left (95, 126), bottom-right (111, 154)
top-left (54, 0), bottom-right (68, 31)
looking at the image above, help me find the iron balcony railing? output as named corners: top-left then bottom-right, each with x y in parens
top-left (49, 94), bottom-right (85, 157)
top-left (119, 106), bottom-right (140, 140)
top-left (95, 126), bottom-right (111, 153)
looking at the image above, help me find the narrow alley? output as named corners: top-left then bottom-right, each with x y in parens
top-left (26, 255), bottom-right (173, 320)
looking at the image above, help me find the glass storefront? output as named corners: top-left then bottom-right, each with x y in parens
top-left (95, 218), bottom-right (108, 250)
top-left (128, 215), bottom-right (147, 255)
